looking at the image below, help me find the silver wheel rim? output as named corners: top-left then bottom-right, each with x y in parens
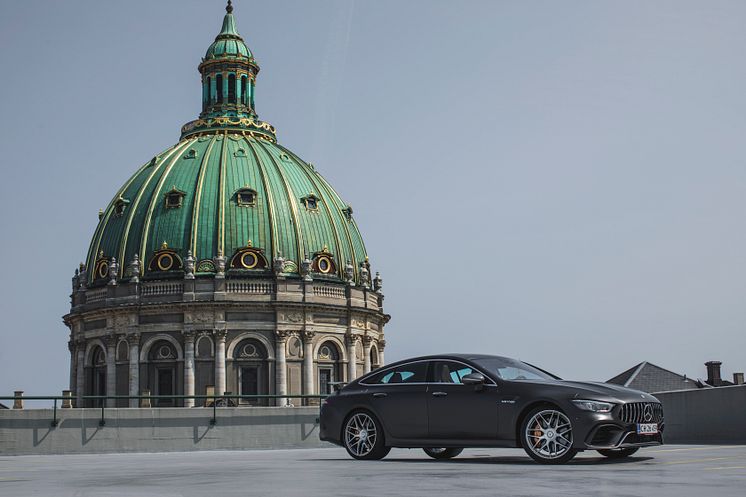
top-left (345, 413), bottom-right (378, 457)
top-left (525, 410), bottom-right (573, 459)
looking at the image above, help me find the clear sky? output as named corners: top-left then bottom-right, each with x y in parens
top-left (1, 0), bottom-right (746, 398)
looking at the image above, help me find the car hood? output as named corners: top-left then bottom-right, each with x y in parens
top-left (521, 379), bottom-right (660, 403)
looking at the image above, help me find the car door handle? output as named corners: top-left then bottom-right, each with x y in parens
top-left (373, 392), bottom-right (387, 398)
top-left (432, 392), bottom-right (448, 397)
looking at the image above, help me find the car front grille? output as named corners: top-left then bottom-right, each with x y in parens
top-left (618, 402), bottom-right (664, 424)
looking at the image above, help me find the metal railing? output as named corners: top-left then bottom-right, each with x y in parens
top-left (0, 394), bottom-right (327, 428)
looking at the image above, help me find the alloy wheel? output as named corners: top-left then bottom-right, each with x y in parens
top-left (525, 409), bottom-right (573, 460)
top-left (344, 412), bottom-right (378, 458)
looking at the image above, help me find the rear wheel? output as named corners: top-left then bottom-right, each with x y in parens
top-left (343, 411), bottom-right (390, 460)
top-left (597, 447), bottom-right (639, 459)
top-left (423, 447), bottom-right (463, 459)
top-left (521, 407), bottom-right (578, 464)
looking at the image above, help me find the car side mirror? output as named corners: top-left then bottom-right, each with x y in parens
top-left (462, 372), bottom-right (486, 390)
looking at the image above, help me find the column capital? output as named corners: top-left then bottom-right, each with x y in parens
top-left (213, 329), bottom-right (228, 341)
top-left (276, 330), bottom-right (292, 343)
top-left (75, 337), bottom-right (86, 348)
top-left (378, 339), bottom-right (386, 350)
top-left (302, 330), bottom-right (316, 342)
top-left (126, 333), bottom-right (141, 346)
top-left (104, 332), bottom-right (118, 348)
top-left (362, 335), bottom-right (374, 348)
top-left (183, 330), bottom-right (197, 342)
top-left (345, 334), bottom-right (359, 347)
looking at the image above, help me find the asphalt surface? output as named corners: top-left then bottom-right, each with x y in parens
top-left (1, 445), bottom-right (745, 497)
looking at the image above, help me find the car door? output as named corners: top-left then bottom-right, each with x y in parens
top-left (426, 360), bottom-right (499, 440)
top-left (364, 361), bottom-right (429, 440)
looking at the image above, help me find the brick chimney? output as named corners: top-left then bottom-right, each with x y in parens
top-left (734, 372), bottom-right (745, 385)
top-left (705, 361), bottom-right (723, 386)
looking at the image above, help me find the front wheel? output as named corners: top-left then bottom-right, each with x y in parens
top-left (423, 447), bottom-right (463, 459)
top-left (597, 447), bottom-right (639, 459)
top-left (343, 411), bottom-right (390, 460)
top-left (521, 407), bottom-right (578, 464)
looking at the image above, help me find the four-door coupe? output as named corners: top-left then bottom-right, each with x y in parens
top-left (319, 354), bottom-right (664, 464)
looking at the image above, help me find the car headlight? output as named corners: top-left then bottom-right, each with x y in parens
top-left (572, 399), bottom-right (614, 413)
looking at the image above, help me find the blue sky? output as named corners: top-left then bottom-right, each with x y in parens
top-left (1, 0), bottom-right (746, 397)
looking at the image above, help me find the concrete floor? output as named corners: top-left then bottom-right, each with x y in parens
top-left (1, 445), bottom-right (745, 497)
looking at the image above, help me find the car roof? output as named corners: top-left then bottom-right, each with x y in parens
top-left (382, 353), bottom-right (513, 365)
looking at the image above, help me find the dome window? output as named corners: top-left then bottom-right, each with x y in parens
top-left (114, 197), bottom-right (130, 217)
top-left (301, 194), bottom-right (320, 211)
top-left (184, 149), bottom-right (197, 160)
top-left (229, 242), bottom-right (268, 270)
top-left (342, 205), bottom-right (353, 220)
top-left (312, 247), bottom-right (336, 275)
top-left (148, 242), bottom-right (183, 273)
top-left (234, 148), bottom-right (247, 158)
top-left (280, 152), bottom-right (290, 162)
top-left (164, 187), bottom-right (186, 209)
top-left (235, 187), bottom-right (257, 207)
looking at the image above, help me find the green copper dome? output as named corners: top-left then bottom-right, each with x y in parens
top-left (85, 3), bottom-right (368, 285)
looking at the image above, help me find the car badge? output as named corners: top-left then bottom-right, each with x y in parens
top-left (643, 404), bottom-right (653, 422)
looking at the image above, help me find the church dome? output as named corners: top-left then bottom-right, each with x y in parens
top-left (85, 2), bottom-right (369, 285)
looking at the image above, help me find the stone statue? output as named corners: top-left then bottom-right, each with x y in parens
top-left (108, 258), bottom-right (119, 286)
top-left (344, 260), bottom-right (354, 285)
top-left (301, 255), bottom-right (313, 282)
top-left (359, 261), bottom-right (370, 288)
top-left (72, 268), bottom-right (80, 292)
top-left (213, 251), bottom-right (226, 278)
top-left (184, 251), bottom-right (195, 279)
top-left (273, 253), bottom-right (286, 276)
top-left (129, 254), bottom-right (141, 284)
top-left (78, 263), bottom-right (87, 291)
top-left (373, 271), bottom-right (383, 292)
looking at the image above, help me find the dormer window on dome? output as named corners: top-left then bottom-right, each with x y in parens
top-left (114, 197), bottom-right (130, 217)
top-left (164, 188), bottom-right (186, 209)
top-left (312, 247), bottom-right (336, 275)
top-left (148, 242), bottom-right (183, 273)
top-left (342, 205), bottom-right (353, 220)
top-left (235, 187), bottom-right (257, 206)
top-left (302, 194), bottom-right (320, 211)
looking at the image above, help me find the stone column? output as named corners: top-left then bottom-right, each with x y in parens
top-left (275, 331), bottom-right (289, 406)
top-left (68, 339), bottom-right (75, 393)
top-left (302, 331), bottom-right (315, 400)
top-left (363, 336), bottom-right (373, 375)
top-left (76, 339), bottom-right (85, 407)
top-left (346, 335), bottom-right (358, 382)
top-left (378, 339), bottom-right (386, 367)
top-left (183, 331), bottom-right (196, 407)
top-left (105, 333), bottom-right (117, 407)
top-left (214, 330), bottom-right (227, 397)
top-left (127, 333), bottom-right (140, 408)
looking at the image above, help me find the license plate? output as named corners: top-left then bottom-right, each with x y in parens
top-left (637, 423), bottom-right (658, 435)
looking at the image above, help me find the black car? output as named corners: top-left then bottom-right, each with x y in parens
top-left (320, 354), bottom-right (664, 464)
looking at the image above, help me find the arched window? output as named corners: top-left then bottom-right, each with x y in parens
top-left (232, 339), bottom-right (269, 405)
top-left (86, 346), bottom-right (107, 407)
top-left (241, 76), bottom-right (247, 105)
top-left (317, 341), bottom-right (342, 395)
top-left (228, 74), bottom-right (236, 104)
top-left (206, 76), bottom-right (212, 104)
top-left (148, 340), bottom-right (178, 407)
top-left (216, 74), bottom-right (223, 104)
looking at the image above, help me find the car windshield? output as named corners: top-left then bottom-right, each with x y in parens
top-left (472, 357), bottom-right (560, 381)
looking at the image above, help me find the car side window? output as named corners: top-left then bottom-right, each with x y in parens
top-left (367, 362), bottom-right (428, 384)
top-left (430, 361), bottom-right (476, 384)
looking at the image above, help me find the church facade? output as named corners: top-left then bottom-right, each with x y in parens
top-left (63, 2), bottom-right (389, 408)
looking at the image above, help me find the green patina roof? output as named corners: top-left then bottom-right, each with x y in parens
top-left (85, 2), bottom-right (368, 283)
top-left (87, 134), bottom-right (367, 282)
top-left (204, 2), bottom-right (253, 61)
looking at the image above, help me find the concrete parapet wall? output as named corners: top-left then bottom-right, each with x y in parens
top-left (655, 385), bottom-right (746, 444)
top-left (0, 407), bottom-right (327, 455)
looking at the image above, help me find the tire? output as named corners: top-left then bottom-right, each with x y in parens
top-left (597, 447), bottom-right (639, 459)
top-left (343, 411), bottom-right (391, 460)
top-left (520, 406), bottom-right (578, 464)
top-left (423, 447), bottom-right (464, 460)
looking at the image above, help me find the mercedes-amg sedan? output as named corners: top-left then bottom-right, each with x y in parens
top-left (320, 354), bottom-right (664, 464)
